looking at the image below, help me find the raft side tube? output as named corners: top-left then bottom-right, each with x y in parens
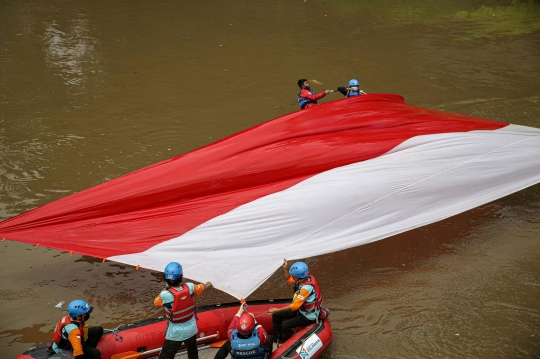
top-left (15, 299), bottom-right (332, 359)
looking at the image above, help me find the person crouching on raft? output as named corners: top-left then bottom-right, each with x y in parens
top-left (268, 259), bottom-right (326, 343)
top-left (297, 79), bottom-right (333, 109)
top-left (154, 261), bottom-right (212, 359)
top-left (49, 299), bottom-right (103, 359)
top-left (213, 299), bottom-right (272, 359)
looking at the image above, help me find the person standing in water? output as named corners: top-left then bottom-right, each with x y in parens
top-left (154, 262), bottom-right (212, 359)
top-left (297, 79), bottom-right (333, 109)
top-left (337, 79), bottom-right (367, 97)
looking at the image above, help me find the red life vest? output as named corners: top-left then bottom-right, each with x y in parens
top-left (52, 315), bottom-right (82, 349)
top-left (164, 285), bottom-right (196, 323)
top-left (299, 275), bottom-right (323, 312)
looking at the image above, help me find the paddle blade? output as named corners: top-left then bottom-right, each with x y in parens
top-left (111, 351), bottom-right (141, 359)
top-left (210, 339), bottom-right (228, 348)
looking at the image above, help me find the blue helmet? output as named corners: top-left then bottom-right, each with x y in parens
top-left (289, 262), bottom-right (309, 279)
top-left (164, 262), bottom-right (183, 281)
top-left (348, 79), bottom-right (359, 87)
top-left (67, 300), bottom-right (93, 318)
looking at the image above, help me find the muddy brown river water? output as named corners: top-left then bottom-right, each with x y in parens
top-left (1, 1), bottom-right (540, 358)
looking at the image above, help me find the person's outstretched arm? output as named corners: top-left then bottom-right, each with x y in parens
top-left (299, 89), bottom-right (330, 101)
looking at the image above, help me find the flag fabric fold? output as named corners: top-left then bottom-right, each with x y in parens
top-left (1, 94), bottom-right (539, 298)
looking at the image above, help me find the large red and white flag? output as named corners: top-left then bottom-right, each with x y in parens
top-left (1, 94), bottom-right (539, 298)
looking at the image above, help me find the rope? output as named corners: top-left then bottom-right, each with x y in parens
top-left (104, 325), bottom-right (124, 342)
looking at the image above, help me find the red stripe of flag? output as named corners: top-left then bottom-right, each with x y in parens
top-left (0, 94), bottom-right (506, 258)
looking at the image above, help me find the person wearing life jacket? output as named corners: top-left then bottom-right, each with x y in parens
top-left (213, 300), bottom-right (272, 359)
top-left (268, 259), bottom-right (325, 343)
top-left (154, 261), bottom-right (212, 359)
top-left (337, 79), bottom-right (367, 97)
top-left (49, 299), bottom-right (103, 359)
top-left (297, 79), bottom-right (333, 109)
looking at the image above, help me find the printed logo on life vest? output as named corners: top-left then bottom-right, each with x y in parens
top-left (297, 295), bottom-right (305, 300)
top-left (296, 334), bottom-right (322, 359)
top-left (237, 349), bottom-right (256, 355)
top-left (180, 296), bottom-right (187, 300)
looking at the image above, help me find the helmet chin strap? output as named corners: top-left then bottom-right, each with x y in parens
top-left (74, 312), bottom-right (89, 323)
top-left (80, 314), bottom-right (87, 344)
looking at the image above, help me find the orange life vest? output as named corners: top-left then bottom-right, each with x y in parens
top-left (52, 315), bottom-right (83, 349)
top-left (164, 285), bottom-right (196, 323)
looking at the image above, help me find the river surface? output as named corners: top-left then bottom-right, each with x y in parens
top-left (1, 1), bottom-right (540, 358)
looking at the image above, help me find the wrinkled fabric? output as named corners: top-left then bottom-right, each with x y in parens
top-left (1, 94), bottom-right (540, 298)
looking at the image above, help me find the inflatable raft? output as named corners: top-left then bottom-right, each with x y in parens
top-left (15, 299), bottom-right (332, 359)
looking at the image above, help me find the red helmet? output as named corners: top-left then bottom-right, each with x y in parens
top-left (237, 313), bottom-right (255, 336)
